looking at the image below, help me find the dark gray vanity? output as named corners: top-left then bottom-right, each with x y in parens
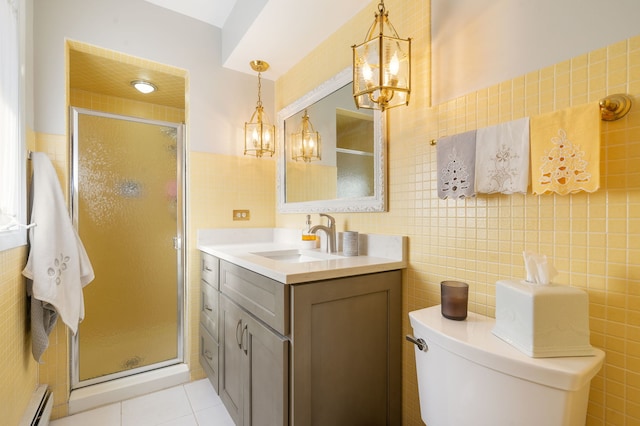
top-left (198, 228), bottom-right (405, 425)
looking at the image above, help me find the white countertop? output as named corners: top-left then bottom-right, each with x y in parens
top-left (197, 228), bottom-right (407, 284)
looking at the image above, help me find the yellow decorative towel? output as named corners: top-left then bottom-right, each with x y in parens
top-left (530, 103), bottom-right (601, 195)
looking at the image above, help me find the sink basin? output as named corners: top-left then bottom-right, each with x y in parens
top-left (251, 249), bottom-right (344, 263)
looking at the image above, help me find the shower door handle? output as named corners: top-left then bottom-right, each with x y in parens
top-left (173, 236), bottom-right (182, 250)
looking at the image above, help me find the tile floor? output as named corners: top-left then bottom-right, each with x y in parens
top-left (50, 379), bottom-right (234, 426)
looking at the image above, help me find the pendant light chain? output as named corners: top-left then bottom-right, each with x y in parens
top-left (256, 71), bottom-right (263, 108)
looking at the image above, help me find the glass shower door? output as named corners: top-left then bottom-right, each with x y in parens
top-left (70, 108), bottom-right (184, 388)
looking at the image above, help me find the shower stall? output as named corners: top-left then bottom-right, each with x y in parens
top-left (69, 108), bottom-right (185, 390)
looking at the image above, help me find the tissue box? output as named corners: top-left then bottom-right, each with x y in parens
top-left (492, 280), bottom-right (593, 357)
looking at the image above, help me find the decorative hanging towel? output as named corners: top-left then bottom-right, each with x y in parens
top-left (23, 153), bottom-right (95, 342)
top-left (437, 130), bottom-right (477, 199)
top-left (530, 103), bottom-right (601, 195)
top-left (475, 117), bottom-right (530, 194)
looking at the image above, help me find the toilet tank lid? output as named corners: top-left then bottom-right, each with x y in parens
top-left (409, 306), bottom-right (605, 392)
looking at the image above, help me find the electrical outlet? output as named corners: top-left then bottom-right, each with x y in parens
top-left (233, 209), bottom-right (250, 221)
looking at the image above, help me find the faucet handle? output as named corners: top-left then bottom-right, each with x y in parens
top-left (319, 213), bottom-right (335, 227)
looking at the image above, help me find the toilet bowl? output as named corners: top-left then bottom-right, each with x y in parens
top-left (408, 306), bottom-right (604, 426)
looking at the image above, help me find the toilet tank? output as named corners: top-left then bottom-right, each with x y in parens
top-left (409, 306), bottom-right (604, 426)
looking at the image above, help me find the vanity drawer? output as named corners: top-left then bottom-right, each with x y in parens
top-left (201, 281), bottom-right (219, 340)
top-left (199, 323), bottom-right (219, 392)
top-left (220, 260), bottom-right (290, 336)
top-left (201, 252), bottom-right (219, 288)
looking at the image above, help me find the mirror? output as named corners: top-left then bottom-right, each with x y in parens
top-left (277, 67), bottom-right (387, 213)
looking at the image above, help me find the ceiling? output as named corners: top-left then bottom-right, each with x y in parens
top-left (69, 48), bottom-right (187, 109)
top-left (69, 0), bottom-right (371, 109)
top-left (142, 0), bottom-right (371, 80)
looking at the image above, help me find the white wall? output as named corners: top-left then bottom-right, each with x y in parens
top-left (33, 0), bottom-right (274, 155)
top-left (432, 0), bottom-right (640, 103)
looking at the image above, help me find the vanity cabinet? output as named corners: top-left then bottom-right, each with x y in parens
top-left (199, 251), bottom-right (402, 425)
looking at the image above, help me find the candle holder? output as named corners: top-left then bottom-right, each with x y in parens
top-left (441, 281), bottom-right (469, 320)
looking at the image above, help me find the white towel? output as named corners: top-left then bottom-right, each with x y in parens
top-left (437, 130), bottom-right (477, 199)
top-left (22, 152), bottom-right (94, 337)
top-left (475, 117), bottom-right (530, 194)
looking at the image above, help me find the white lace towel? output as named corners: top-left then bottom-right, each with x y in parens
top-left (22, 152), bottom-right (94, 337)
top-left (437, 130), bottom-right (477, 199)
top-left (475, 117), bottom-right (530, 194)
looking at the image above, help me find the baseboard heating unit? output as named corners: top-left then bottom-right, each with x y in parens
top-left (20, 385), bottom-right (53, 426)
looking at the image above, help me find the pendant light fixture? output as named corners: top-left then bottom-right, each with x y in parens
top-left (244, 60), bottom-right (275, 157)
top-left (352, 0), bottom-right (411, 111)
top-left (291, 110), bottom-right (321, 163)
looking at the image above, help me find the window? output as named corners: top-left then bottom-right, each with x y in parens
top-left (0, 0), bottom-right (27, 251)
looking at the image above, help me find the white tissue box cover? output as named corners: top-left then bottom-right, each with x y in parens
top-left (493, 280), bottom-right (594, 358)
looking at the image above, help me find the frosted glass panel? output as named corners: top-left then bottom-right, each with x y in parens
top-left (75, 112), bottom-right (181, 383)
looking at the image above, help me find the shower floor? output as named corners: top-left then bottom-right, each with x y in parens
top-left (52, 379), bottom-right (232, 425)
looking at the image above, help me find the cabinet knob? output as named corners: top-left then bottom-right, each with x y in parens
top-left (406, 335), bottom-right (428, 352)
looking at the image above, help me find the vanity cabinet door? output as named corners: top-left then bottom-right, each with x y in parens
top-left (290, 270), bottom-right (402, 425)
top-left (220, 295), bottom-right (244, 425)
top-left (219, 294), bottom-right (288, 426)
top-left (242, 305), bottom-right (288, 426)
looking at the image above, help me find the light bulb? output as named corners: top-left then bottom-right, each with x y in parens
top-left (362, 62), bottom-right (373, 82)
top-left (389, 52), bottom-right (399, 75)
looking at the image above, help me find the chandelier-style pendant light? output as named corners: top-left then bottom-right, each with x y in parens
top-left (291, 110), bottom-right (321, 163)
top-left (352, 1), bottom-right (411, 111)
top-left (244, 60), bottom-right (275, 157)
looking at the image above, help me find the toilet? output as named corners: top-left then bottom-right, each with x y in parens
top-left (408, 306), bottom-right (605, 426)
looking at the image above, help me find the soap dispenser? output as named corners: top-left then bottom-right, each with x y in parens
top-left (301, 215), bottom-right (317, 248)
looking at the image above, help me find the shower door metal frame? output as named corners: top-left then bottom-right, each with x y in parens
top-left (69, 107), bottom-right (186, 389)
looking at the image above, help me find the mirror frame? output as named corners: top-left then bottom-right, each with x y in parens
top-left (276, 67), bottom-right (387, 213)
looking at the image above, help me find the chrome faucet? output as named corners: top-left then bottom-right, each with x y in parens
top-left (309, 213), bottom-right (337, 253)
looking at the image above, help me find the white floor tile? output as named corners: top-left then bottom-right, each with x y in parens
top-left (194, 404), bottom-right (235, 426)
top-left (49, 381), bottom-right (235, 426)
top-left (157, 413), bottom-right (198, 426)
top-left (50, 403), bottom-right (121, 426)
top-left (184, 379), bottom-right (223, 412)
top-left (121, 386), bottom-right (192, 426)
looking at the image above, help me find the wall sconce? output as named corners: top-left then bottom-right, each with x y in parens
top-left (291, 110), bottom-right (321, 163)
top-left (352, 0), bottom-right (411, 111)
top-left (244, 60), bottom-right (275, 157)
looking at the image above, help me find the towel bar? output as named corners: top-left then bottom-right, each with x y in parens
top-left (430, 94), bottom-right (633, 146)
top-left (600, 93), bottom-right (632, 121)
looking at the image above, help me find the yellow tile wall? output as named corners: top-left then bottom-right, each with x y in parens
top-left (70, 89), bottom-right (185, 123)
top-left (1, 126), bottom-right (40, 425)
top-left (188, 152), bottom-right (276, 380)
top-left (276, 1), bottom-right (640, 424)
top-left (0, 245), bottom-right (36, 425)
